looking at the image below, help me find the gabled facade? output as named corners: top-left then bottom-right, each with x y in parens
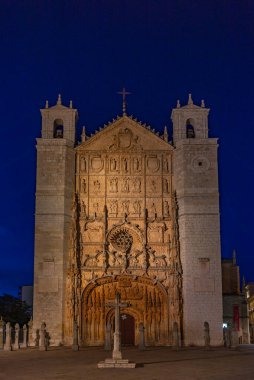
top-left (33, 94), bottom-right (223, 347)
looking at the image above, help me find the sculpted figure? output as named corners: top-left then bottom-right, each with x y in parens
top-left (94, 180), bottom-right (100, 191)
top-left (133, 200), bottom-right (141, 215)
top-left (134, 157), bottom-right (140, 171)
top-left (164, 201), bottom-right (170, 217)
top-left (122, 200), bottom-right (129, 214)
top-left (151, 180), bottom-right (156, 192)
top-left (122, 177), bottom-right (129, 192)
top-left (110, 200), bottom-right (118, 214)
top-left (123, 158), bottom-right (128, 172)
top-left (81, 201), bottom-right (86, 215)
top-left (110, 177), bottom-right (118, 193)
top-left (133, 177), bottom-right (141, 192)
top-left (80, 157), bottom-right (87, 172)
top-left (82, 179), bottom-right (87, 193)
top-left (163, 178), bottom-right (169, 193)
top-left (111, 158), bottom-right (117, 171)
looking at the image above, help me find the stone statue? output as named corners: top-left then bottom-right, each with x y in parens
top-left (204, 321), bottom-right (210, 349)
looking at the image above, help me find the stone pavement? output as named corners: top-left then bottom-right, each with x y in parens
top-left (1, 346), bottom-right (254, 380)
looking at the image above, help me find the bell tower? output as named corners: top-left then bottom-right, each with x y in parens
top-left (33, 95), bottom-right (77, 345)
top-left (172, 94), bottom-right (223, 346)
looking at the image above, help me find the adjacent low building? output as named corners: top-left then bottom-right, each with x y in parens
top-left (245, 282), bottom-right (254, 343)
top-left (222, 251), bottom-right (250, 344)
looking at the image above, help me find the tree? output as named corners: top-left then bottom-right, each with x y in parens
top-left (0, 294), bottom-right (31, 325)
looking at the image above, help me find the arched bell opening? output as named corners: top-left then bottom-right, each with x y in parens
top-left (53, 118), bottom-right (64, 138)
top-left (186, 118), bottom-right (195, 138)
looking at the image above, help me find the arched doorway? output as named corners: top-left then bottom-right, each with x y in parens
top-left (81, 275), bottom-right (169, 346)
top-left (120, 313), bottom-right (135, 346)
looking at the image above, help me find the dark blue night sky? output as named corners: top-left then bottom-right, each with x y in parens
top-left (0, 0), bottom-right (253, 296)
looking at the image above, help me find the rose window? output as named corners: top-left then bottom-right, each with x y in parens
top-left (110, 228), bottom-right (133, 252)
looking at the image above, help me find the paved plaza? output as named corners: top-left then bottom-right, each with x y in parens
top-left (1, 346), bottom-right (254, 380)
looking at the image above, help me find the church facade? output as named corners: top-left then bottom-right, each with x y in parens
top-left (33, 94), bottom-right (223, 347)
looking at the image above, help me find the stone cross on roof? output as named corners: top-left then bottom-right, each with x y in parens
top-left (117, 87), bottom-right (131, 116)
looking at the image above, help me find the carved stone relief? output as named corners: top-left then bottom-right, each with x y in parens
top-left (163, 178), bottom-right (170, 193)
top-left (133, 200), bottom-right (141, 216)
top-left (93, 180), bottom-right (101, 192)
top-left (90, 156), bottom-right (104, 172)
top-left (122, 157), bottom-right (129, 173)
top-left (110, 157), bottom-right (118, 171)
top-left (133, 177), bottom-right (141, 192)
top-left (147, 155), bottom-right (160, 173)
top-left (81, 178), bottom-right (87, 193)
top-left (109, 200), bottom-right (118, 215)
top-left (109, 177), bottom-right (118, 193)
top-left (133, 157), bottom-right (141, 172)
top-left (164, 201), bottom-right (170, 218)
top-left (121, 200), bottom-right (130, 215)
top-left (83, 220), bottom-right (104, 242)
top-left (109, 128), bottom-right (142, 151)
top-left (121, 177), bottom-right (130, 192)
top-left (148, 221), bottom-right (167, 243)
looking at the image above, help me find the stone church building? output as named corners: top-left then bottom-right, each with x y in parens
top-left (33, 94), bottom-right (223, 347)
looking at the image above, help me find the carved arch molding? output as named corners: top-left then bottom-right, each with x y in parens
top-left (81, 275), bottom-right (170, 346)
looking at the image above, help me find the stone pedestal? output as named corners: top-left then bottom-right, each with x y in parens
top-left (13, 323), bottom-right (20, 350)
top-left (39, 322), bottom-right (47, 351)
top-left (4, 322), bottom-right (12, 351)
top-left (98, 292), bottom-right (136, 369)
top-left (22, 325), bottom-right (28, 348)
top-left (98, 359), bottom-right (136, 369)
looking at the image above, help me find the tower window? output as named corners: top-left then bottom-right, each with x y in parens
top-left (186, 118), bottom-right (195, 138)
top-left (53, 119), bottom-right (64, 138)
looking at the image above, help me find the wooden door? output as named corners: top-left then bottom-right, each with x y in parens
top-left (120, 314), bottom-right (135, 345)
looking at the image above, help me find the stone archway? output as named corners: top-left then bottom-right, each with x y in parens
top-left (81, 275), bottom-right (169, 346)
